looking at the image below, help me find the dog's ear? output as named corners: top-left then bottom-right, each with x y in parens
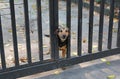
top-left (54, 29), bottom-right (59, 34)
top-left (67, 28), bottom-right (70, 32)
top-left (66, 27), bottom-right (70, 33)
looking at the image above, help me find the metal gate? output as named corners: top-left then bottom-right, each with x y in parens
top-left (0, 0), bottom-right (120, 79)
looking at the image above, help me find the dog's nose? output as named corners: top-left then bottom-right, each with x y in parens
top-left (62, 35), bottom-right (66, 39)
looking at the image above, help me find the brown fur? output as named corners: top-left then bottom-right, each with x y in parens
top-left (59, 45), bottom-right (67, 58)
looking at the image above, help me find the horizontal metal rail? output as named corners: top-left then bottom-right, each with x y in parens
top-left (0, 48), bottom-right (120, 78)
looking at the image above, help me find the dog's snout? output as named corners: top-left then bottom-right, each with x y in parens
top-left (62, 35), bottom-right (66, 39)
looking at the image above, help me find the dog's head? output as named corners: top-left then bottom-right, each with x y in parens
top-left (55, 26), bottom-right (69, 42)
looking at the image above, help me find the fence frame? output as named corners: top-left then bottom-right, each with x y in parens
top-left (0, 0), bottom-right (120, 79)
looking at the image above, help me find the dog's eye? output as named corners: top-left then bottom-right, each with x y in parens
top-left (65, 30), bottom-right (68, 32)
top-left (60, 30), bottom-right (63, 32)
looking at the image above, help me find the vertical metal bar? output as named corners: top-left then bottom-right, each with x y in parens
top-left (36, 0), bottom-right (43, 61)
top-left (117, 7), bottom-right (120, 47)
top-left (0, 15), bottom-right (6, 70)
top-left (49, 0), bottom-right (54, 59)
top-left (9, 0), bottom-right (19, 67)
top-left (23, 0), bottom-right (32, 64)
top-left (66, 0), bottom-right (71, 58)
top-left (107, 0), bottom-right (114, 49)
top-left (49, 0), bottom-right (59, 60)
top-left (88, 0), bottom-right (94, 53)
top-left (77, 0), bottom-right (83, 56)
top-left (54, 0), bottom-right (59, 60)
top-left (98, 0), bottom-right (105, 51)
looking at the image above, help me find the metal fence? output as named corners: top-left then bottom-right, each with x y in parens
top-left (0, 0), bottom-right (120, 79)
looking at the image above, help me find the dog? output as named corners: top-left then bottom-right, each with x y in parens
top-left (45, 26), bottom-right (70, 58)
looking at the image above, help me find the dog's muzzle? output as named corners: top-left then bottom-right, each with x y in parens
top-left (62, 35), bottom-right (66, 39)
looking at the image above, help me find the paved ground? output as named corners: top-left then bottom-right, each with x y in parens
top-left (0, 0), bottom-right (120, 79)
top-left (19, 55), bottom-right (120, 79)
